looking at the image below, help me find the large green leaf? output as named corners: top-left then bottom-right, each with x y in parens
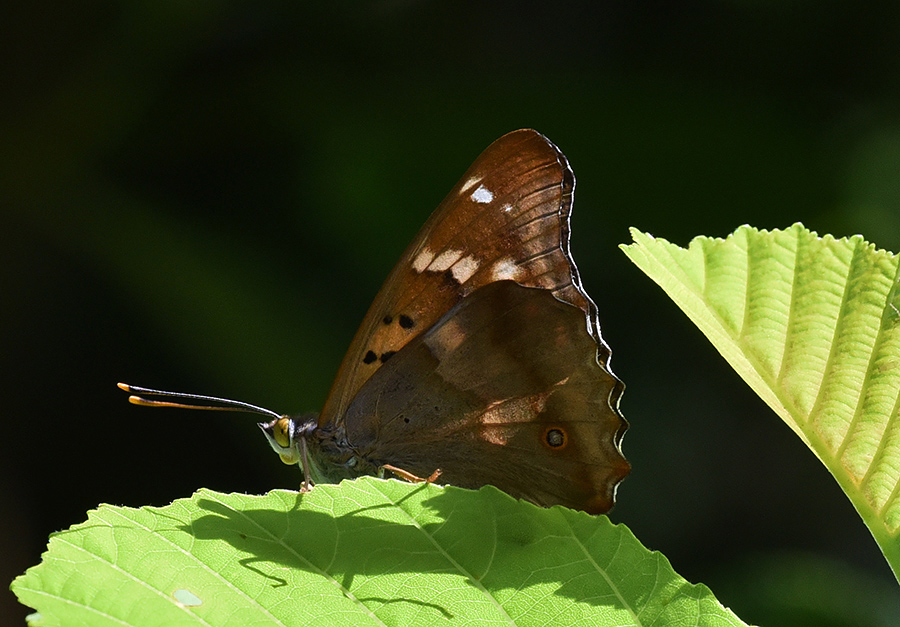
top-left (12, 479), bottom-right (747, 626)
top-left (622, 223), bottom-right (900, 582)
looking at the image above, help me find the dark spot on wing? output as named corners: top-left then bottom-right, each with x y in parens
top-left (382, 315), bottom-right (393, 325)
top-left (399, 314), bottom-right (415, 329)
top-left (545, 428), bottom-right (566, 448)
top-left (380, 350), bottom-right (397, 363)
top-left (363, 351), bottom-right (377, 364)
top-left (442, 269), bottom-right (460, 287)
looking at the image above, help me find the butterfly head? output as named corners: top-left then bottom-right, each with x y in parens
top-left (258, 413), bottom-right (317, 466)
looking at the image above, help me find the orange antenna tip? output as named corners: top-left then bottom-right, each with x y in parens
top-left (117, 382), bottom-right (283, 420)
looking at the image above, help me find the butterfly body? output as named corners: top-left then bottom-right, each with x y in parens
top-left (261, 129), bottom-right (629, 514)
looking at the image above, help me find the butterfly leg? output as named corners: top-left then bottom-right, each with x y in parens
top-left (382, 464), bottom-right (442, 484)
top-left (299, 438), bottom-right (314, 492)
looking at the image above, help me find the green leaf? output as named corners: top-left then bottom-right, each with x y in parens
top-left (621, 223), bottom-right (900, 582)
top-left (12, 479), bottom-right (747, 626)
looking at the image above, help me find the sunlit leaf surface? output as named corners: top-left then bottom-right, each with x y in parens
top-left (623, 223), bottom-right (900, 582)
top-left (13, 480), bottom-right (746, 626)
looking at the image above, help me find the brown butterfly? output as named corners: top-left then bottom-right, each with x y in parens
top-left (121, 129), bottom-right (629, 514)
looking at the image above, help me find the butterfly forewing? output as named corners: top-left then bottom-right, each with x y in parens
top-left (320, 130), bottom-right (591, 425)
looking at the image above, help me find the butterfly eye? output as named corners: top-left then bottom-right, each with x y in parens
top-left (274, 417), bottom-right (293, 448)
top-left (544, 427), bottom-right (567, 449)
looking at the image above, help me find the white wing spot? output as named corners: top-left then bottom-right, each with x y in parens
top-left (491, 258), bottom-right (521, 282)
top-left (412, 247), bottom-right (434, 273)
top-left (429, 249), bottom-right (463, 271)
top-left (502, 204), bottom-right (513, 213)
top-left (459, 176), bottom-right (481, 193)
top-left (471, 185), bottom-right (493, 204)
top-left (451, 255), bottom-right (480, 283)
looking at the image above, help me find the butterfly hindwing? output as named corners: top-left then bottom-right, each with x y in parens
top-left (341, 280), bottom-right (629, 514)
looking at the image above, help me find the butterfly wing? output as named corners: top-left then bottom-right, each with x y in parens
top-left (316, 128), bottom-right (628, 513)
top-left (341, 280), bottom-right (629, 514)
top-left (319, 129), bottom-right (615, 425)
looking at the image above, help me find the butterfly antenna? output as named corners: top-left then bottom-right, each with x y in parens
top-left (117, 382), bottom-right (282, 421)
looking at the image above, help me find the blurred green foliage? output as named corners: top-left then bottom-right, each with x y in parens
top-left (4, 2), bottom-right (900, 624)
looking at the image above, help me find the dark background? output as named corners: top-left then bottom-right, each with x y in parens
top-left (4, 2), bottom-right (900, 625)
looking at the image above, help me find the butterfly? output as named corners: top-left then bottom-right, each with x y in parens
top-left (121, 129), bottom-right (629, 514)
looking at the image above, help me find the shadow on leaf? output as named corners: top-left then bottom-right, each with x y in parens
top-left (177, 480), bottom-right (669, 616)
